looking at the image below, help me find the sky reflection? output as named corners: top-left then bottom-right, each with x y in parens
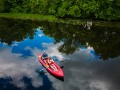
top-left (0, 28), bottom-right (119, 90)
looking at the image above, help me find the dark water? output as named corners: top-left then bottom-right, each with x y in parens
top-left (0, 18), bottom-right (120, 90)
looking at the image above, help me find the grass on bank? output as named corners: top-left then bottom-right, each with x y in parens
top-left (0, 13), bottom-right (120, 27)
top-left (0, 13), bottom-right (57, 21)
top-left (0, 13), bottom-right (87, 25)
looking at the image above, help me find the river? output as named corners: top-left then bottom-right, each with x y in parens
top-left (0, 18), bottom-right (120, 90)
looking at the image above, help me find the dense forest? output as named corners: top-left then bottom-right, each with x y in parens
top-left (0, 0), bottom-right (120, 20)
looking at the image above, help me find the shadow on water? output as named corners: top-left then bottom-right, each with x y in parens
top-left (0, 74), bottom-right (55, 90)
top-left (0, 17), bottom-right (120, 60)
top-left (37, 69), bottom-right (64, 82)
top-left (0, 77), bottom-right (20, 90)
top-left (39, 75), bottom-right (55, 90)
top-left (53, 76), bottom-right (64, 82)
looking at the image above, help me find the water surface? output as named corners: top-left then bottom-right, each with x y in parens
top-left (0, 18), bottom-right (120, 90)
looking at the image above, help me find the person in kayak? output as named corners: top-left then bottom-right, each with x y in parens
top-left (42, 51), bottom-right (48, 59)
top-left (42, 52), bottom-right (57, 70)
top-left (42, 51), bottom-right (50, 65)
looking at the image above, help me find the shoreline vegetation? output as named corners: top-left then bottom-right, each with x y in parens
top-left (0, 13), bottom-right (120, 27)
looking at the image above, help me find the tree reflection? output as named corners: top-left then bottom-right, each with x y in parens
top-left (40, 21), bottom-right (120, 60)
top-left (88, 26), bottom-right (120, 60)
top-left (0, 18), bottom-right (38, 45)
top-left (0, 18), bottom-right (119, 60)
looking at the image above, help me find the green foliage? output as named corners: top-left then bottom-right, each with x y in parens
top-left (28, 0), bottom-right (40, 13)
top-left (0, 0), bottom-right (120, 20)
top-left (48, 1), bottom-right (58, 15)
top-left (81, 1), bottom-right (99, 18)
top-left (0, 13), bottom-right (57, 22)
top-left (94, 0), bottom-right (112, 20)
top-left (68, 5), bottom-right (81, 17)
top-left (0, 0), bottom-right (4, 12)
top-left (57, 1), bottom-right (70, 17)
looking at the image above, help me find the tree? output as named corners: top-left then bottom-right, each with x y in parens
top-left (57, 1), bottom-right (71, 17)
top-left (0, 0), bottom-right (4, 12)
top-left (1, 0), bottom-right (120, 20)
top-left (68, 5), bottom-right (81, 17)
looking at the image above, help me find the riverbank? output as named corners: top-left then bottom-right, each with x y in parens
top-left (0, 13), bottom-right (120, 27)
top-left (0, 13), bottom-right (57, 21)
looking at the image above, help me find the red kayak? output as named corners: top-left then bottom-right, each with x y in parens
top-left (38, 54), bottom-right (64, 77)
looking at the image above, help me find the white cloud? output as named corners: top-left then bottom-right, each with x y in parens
top-left (2, 42), bottom-right (8, 45)
top-left (90, 80), bottom-right (110, 90)
top-left (42, 42), bottom-right (65, 61)
top-left (38, 34), bottom-right (44, 37)
top-left (25, 42), bottom-right (65, 61)
top-left (11, 43), bottom-right (18, 46)
top-left (11, 41), bottom-right (20, 46)
top-left (0, 47), bottom-right (43, 88)
top-left (0, 41), bottom-right (119, 90)
top-left (49, 60), bottom-right (113, 90)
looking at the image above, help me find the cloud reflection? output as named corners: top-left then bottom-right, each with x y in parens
top-left (0, 28), bottom-right (119, 90)
top-left (30, 42), bottom-right (120, 90)
top-left (49, 56), bottom-right (120, 90)
top-left (0, 47), bottom-right (43, 88)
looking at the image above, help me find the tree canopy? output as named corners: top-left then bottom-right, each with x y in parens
top-left (0, 0), bottom-right (120, 20)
